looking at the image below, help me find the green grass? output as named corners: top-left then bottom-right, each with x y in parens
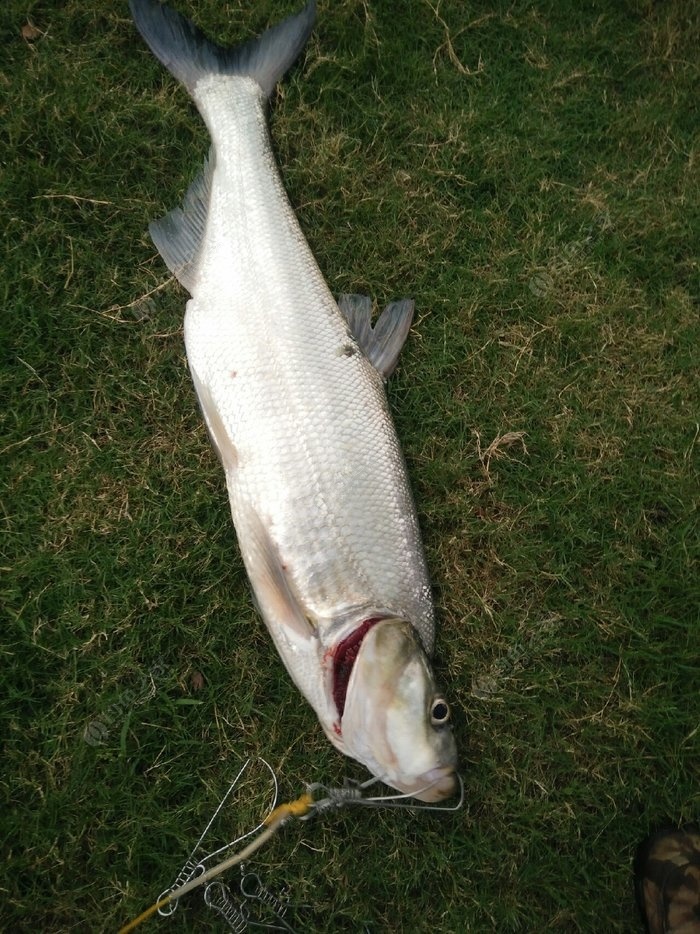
top-left (2, 0), bottom-right (698, 930)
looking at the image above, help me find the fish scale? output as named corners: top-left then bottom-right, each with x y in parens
top-left (186, 78), bottom-right (433, 648)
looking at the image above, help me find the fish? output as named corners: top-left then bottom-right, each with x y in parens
top-left (129, 0), bottom-right (457, 802)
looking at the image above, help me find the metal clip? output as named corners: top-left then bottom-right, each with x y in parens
top-left (240, 867), bottom-right (298, 932)
top-left (158, 758), bottom-right (278, 917)
top-left (303, 772), bottom-right (465, 817)
top-left (204, 881), bottom-right (249, 933)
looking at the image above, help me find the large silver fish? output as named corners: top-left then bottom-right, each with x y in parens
top-left (130, 0), bottom-right (457, 801)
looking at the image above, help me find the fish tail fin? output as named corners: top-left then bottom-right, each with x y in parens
top-left (129, 0), bottom-right (316, 97)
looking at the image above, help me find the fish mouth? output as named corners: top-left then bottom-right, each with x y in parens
top-left (332, 617), bottom-right (384, 718)
top-left (408, 765), bottom-right (458, 803)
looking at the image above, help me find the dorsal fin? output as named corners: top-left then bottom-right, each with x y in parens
top-left (337, 294), bottom-right (415, 379)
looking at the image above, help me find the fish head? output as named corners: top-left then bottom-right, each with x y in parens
top-left (338, 618), bottom-right (457, 802)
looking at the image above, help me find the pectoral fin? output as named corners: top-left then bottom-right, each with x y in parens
top-left (189, 366), bottom-right (238, 471)
top-left (238, 505), bottom-right (315, 643)
top-left (337, 294), bottom-right (415, 379)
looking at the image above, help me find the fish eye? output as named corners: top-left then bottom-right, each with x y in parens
top-left (430, 697), bottom-right (450, 726)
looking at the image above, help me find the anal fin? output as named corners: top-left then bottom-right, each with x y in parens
top-left (149, 152), bottom-right (214, 293)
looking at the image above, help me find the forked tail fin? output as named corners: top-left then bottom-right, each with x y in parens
top-left (129, 0), bottom-right (316, 97)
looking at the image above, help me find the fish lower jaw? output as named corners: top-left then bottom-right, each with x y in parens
top-left (386, 765), bottom-right (458, 803)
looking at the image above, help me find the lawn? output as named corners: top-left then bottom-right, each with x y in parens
top-left (1, 0), bottom-right (698, 931)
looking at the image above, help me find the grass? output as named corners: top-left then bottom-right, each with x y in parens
top-left (1, 0), bottom-right (698, 930)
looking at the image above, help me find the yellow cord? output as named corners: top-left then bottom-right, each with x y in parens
top-left (263, 791), bottom-right (314, 826)
top-left (117, 895), bottom-right (172, 934)
top-left (117, 791), bottom-right (315, 933)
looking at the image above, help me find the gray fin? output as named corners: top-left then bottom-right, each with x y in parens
top-left (239, 506), bottom-right (315, 642)
top-left (189, 365), bottom-right (238, 471)
top-left (149, 152), bottom-right (213, 292)
top-left (337, 293), bottom-right (372, 350)
top-left (337, 294), bottom-right (415, 379)
top-left (130, 0), bottom-right (316, 97)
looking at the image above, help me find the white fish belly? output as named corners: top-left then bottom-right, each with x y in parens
top-left (185, 78), bottom-right (433, 649)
